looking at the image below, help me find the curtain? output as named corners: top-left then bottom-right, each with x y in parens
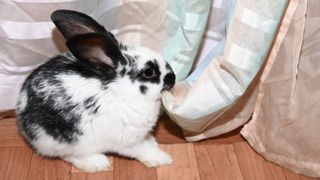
top-left (0, 0), bottom-right (210, 111)
top-left (242, 0), bottom-right (320, 177)
top-left (162, 0), bottom-right (288, 141)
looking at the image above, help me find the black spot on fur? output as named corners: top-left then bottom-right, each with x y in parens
top-left (139, 85), bottom-right (148, 94)
top-left (119, 43), bottom-right (127, 51)
top-left (162, 63), bottom-right (175, 91)
top-left (120, 67), bottom-right (126, 77)
top-left (83, 96), bottom-right (97, 109)
top-left (126, 65), bottom-right (139, 82)
top-left (17, 84), bottom-right (83, 144)
top-left (137, 60), bottom-right (161, 84)
top-left (166, 63), bottom-right (172, 70)
top-left (123, 53), bottom-right (136, 66)
top-left (162, 72), bottom-right (175, 91)
top-left (134, 55), bottom-right (140, 60)
top-left (93, 105), bottom-right (100, 114)
top-left (83, 96), bottom-right (100, 114)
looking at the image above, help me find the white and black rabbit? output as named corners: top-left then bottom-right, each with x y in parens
top-left (16, 10), bottom-right (175, 173)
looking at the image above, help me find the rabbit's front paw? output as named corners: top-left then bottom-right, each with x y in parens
top-left (140, 149), bottom-right (173, 167)
top-left (64, 154), bottom-right (112, 173)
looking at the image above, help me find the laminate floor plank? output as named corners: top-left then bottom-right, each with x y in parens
top-left (282, 167), bottom-right (302, 180)
top-left (233, 142), bottom-right (287, 180)
top-left (113, 156), bottom-right (157, 180)
top-left (3, 147), bottom-right (32, 180)
top-left (27, 153), bottom-right (71, 180)
top-left (300, 175), bottom-right (320, 180)
top-left (70, 173), bottom-right (87, 180)
top-left (0, 147), bottom-right (12, 180)
top-left (0, 118), bottom-right (27, 147)
top-left (70, 156), bottom-right (114, 180)
top-left (157, 144), bottom-right (200, 180)
top-left (194, 143), bottom-right (243, 180)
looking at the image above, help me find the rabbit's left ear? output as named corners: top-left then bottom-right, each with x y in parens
top-left (51, 10), bottom-right (111, 40)
top-left (66, 33), bottom-right (124, 68)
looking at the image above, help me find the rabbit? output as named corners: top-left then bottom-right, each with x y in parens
top-left (15, 9), bottom-right (176, 173)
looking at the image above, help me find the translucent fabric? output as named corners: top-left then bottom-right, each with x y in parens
top-left (0, 0), bottom-right (97, 112)
top-left (0, 0), bottom-right (211, 111)
top-left (242, 0), bottom-right (320, 177)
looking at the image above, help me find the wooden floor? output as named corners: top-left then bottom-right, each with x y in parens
top-left (0, 113), bottom-right (318, 180)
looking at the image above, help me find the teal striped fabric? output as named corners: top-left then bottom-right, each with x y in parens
top-left (162, 0), bottom-right (288, 136)
top-left (162, 0), bottom-right (211, 81)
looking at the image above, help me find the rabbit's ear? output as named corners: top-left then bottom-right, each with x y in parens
top-left (51, 10), bottom-right (107, 39)
top-left (66, 33), bottom-right (124, 68)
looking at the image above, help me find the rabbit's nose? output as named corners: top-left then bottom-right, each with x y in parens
top-left (162, 72), bottom-right (175, 91)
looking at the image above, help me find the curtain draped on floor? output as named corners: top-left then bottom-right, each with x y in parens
top-left (0, 0), bottom-right (319, 177)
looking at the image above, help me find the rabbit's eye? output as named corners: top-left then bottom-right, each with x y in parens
top-left (142, 68), bottom-right (156, 78)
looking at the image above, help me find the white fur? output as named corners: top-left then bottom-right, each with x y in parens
top-left (58, 74), bottom-right (102, 103)
top-left (17, 89), bottom-right (27, 111)
top-left (29, 47), bottom-right (173, 172)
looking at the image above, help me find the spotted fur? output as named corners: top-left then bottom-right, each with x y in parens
top-left (16, 9), bottom-right (175, 173)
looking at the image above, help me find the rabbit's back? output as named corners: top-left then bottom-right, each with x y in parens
top-left (16, 54), bottom-right (116, 145)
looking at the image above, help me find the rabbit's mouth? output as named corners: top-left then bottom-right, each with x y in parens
top-left (162, 72), bottom-right (175, 91)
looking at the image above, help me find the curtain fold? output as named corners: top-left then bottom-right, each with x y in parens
top-left (242, 0), bottom-right (320, 177)
top-left (162, 0), bottom-right (288, 139)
